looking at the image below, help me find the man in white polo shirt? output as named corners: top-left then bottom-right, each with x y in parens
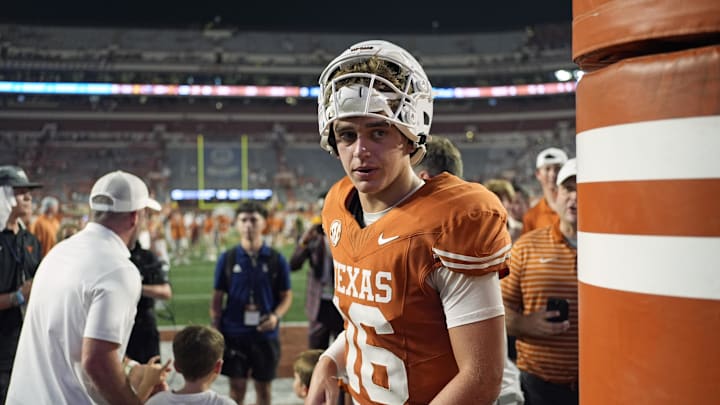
top-left (6, 170), bottom-right (166, 405)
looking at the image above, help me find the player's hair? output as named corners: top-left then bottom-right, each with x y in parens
top-left (235, 200), bottom-right (269, 219)
top-left (324, 56), bottom-right (410, 153)
top-left (417, 136), bottom-right (464, 178)
top-left (323, 56), bottom-right (406, 108)
top-left (173, 325), bottom-right (224, 381)
top-left (484, 179), bottom-right (516, 201)
top-left (293, 349), bottom-right (324, 388)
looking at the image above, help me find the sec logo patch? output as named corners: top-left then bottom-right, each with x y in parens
top-left (329, 220), bottom-right (342, 246)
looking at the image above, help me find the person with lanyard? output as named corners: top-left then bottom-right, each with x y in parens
top-left (0, 165), bottom-right (42, 404)
top-left (210, 200), bottom-right (292, 405)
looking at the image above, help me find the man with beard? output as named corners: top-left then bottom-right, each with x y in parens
top-left (7, 170), bottom-right (168, 404)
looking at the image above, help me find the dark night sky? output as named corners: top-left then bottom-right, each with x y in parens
top-left (1, 1), bottom-right (572, 34)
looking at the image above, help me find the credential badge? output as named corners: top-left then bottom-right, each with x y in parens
top-left (329, 219), bottom-right (342, 246)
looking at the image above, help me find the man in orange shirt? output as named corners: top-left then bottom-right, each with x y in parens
top-left (29, 196), bottom-right (61, 257)
top-left (502, 158), bottom-right (579, 405)
top-left (522, 147), bottom-right (568, 234)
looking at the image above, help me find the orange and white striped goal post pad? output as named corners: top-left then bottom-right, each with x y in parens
top-left (573, 0), bottom-right (720, 403)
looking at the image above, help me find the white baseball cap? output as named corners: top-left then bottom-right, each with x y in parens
top-left (536, 147), bottom-right (568, 169)
top-left (89, 171), bottom-right (161, 212)
top-left (556, 158), bottom-right (578, 186)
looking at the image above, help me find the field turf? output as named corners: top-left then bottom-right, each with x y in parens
top-left (155, 243), bottom-right (308, 327)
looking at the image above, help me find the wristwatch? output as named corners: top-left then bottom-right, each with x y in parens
top-left (15, 289), bottom-right (25, 306)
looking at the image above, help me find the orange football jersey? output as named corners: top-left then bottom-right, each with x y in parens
top-left (323, 173), bottom-right (511, 404)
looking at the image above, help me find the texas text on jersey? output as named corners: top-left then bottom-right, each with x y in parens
top-left (322, 173), bottom-right (511, 404)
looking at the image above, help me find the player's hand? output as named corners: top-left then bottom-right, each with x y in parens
top-left (305, 356), bottom-right (340, 405)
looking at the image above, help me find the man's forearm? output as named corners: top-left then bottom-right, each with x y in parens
top-left (430, 368), bottom-right (501, 405)
top-left (210, 290), bottom-right (224, 327)
top-left (504, 306), bottom-right (525, 338)
top-left (142, 283), bottom-right (172, 300)
top-left (0, 291), bottom-right (18, 310)
top-left (288, 247), bottom-right (310, 271)
top-left (274, 290), bottom-right (293, 318)
top-left (82, 341), bottom-right (143, 405)
top-left (430, 317), bottom-right (505, 405)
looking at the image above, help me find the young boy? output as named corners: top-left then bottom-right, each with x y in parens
top-left (145, 325), bottom-right (236, 405)
top-left (292, 349), bottom-right (324, 399)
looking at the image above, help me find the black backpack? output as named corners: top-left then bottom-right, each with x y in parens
top-left (222, 246), bottom-right (285, 306)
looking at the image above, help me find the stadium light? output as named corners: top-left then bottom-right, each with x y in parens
top-left (554, 69), bottom-right (573, 82)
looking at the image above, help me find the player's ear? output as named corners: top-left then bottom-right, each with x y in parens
top-left (417, 170), bottom-right (431, 181)
top-left (404, 138), bottom-right (417, 153)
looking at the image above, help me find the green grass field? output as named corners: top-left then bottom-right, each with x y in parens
top-left (156, 243), bottom-right (309, 327)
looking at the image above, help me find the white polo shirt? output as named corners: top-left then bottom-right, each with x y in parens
top-left (7, 222), bottom-right (141, 405)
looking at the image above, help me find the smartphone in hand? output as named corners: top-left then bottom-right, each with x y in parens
top-left (546, 297), bottom-right (569, 322)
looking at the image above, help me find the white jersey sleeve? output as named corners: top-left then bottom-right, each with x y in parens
top-left (428, 267), bottom-right (504, 328)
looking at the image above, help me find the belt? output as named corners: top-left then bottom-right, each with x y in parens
top-left (524, 371), bottom-right (579, 392)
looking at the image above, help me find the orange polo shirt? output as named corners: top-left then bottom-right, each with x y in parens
top-left (501, 221), bottom-right (578, 384)
top-left (522, 197), bottom-right (558, 235)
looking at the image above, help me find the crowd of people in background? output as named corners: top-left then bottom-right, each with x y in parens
top-left (0, 141), bottom-right (573, 404)
top-left (0, 136), bottom-right (575, 398)
top-left (0, 167), bottom-right (546, 275)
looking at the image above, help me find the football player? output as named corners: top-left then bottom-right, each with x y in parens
top-left (306, 40), bottom-right (511, 405)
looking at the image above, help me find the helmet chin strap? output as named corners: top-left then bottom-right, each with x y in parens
top-left (414, 133), bottom-right (429, 147)
top-left (409, 144), bottom-right (426, 166)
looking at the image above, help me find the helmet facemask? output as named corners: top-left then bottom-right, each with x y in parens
top-left (318, 40), bottom-right (433, 166)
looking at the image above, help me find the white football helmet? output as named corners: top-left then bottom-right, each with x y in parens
top-left (318, 40), bottom-right (433, 166)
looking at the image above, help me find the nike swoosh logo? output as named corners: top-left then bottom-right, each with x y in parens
top-left (378, 233), bottom-right (399, 245)
top-left (539, 257), bottom-right (557, 264)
